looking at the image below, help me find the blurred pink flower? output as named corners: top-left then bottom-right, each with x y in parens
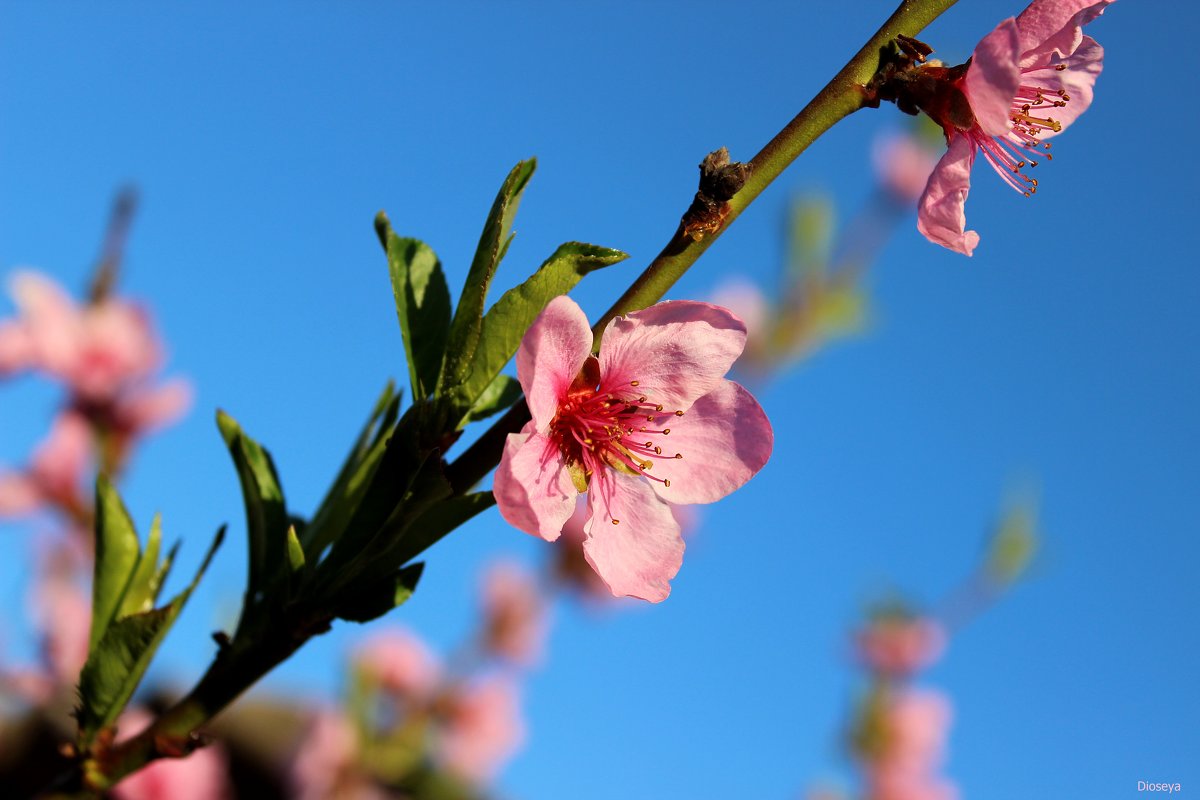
top-left (354, 627), bottom-right (442, 702)
top-left (916, 0), bottom-right (1110, 254)
top-left (32, 574), bottom-right (92, 686)
top-left (6, 270), bottom-right (162, 401)
top-left (0, 319), bottom-right (33, 376)
top-left (436, 677), bottom-right (524, 785)
top-left (111, 377), bottom-right (193, 440)
top-left (481, 561), bottom-right (547, 666)
top-left (112, 709), bottom-right (232, 800)
top-left (495, 296), bottom-right (772, 602)
top-left (872, 133), bottom-right (939, 204)
top-left (290, 708), bottom-right (388, 800)
top-left (0, 411), bottom-right (93, 518)
top-left (866, 770), bottom-right (959, 800)
top-left (879, 690), bottom-right (953, 773)
top-left (855, 618), bottom-right (946, 677)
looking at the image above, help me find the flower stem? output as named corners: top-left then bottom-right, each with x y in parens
top-left (591, 0), bottom-right (960, 338)
top-left (448, 0), bottom-right (960, 494)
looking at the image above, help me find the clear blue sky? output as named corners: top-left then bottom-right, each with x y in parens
top-left (1, 2), bottom-right (1195, 799)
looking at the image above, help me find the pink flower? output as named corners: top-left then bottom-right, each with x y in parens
top-left (866, 771), bottom-right (959, 800)
top-left (0, 319), bottom-right (33, 376)
top-left (436, 678), bottom-right (524, 785)
top-left (481, 561), bottom-right (547, 666)
top-left (0, 411), bottom-right (93, 518)
top-left (494, 296), bottom-right (772, 602)
top-left (32, 575), bottom-right (92, 686)
top-left (112, 709), bottom-right (232, 800)
top-left (916, 0), bottom-right (1110, 255)
top-left (353, 627), bottom-right (442, 702)
top-left (872, 132), bottom-right (940, 204)
top-left (6, 270), bottom-right (162, 400)
top-left (855, 618), bottom-right (946, 677)
top-left (289, 708), bottom-right (389, 800)
top-left (879, 691), bottom-right (953, 773)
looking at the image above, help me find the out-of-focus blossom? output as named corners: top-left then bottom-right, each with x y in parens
top-left (855, 617), bottom-right (946, 677)
top-left (111, 709), bottom-right (232, 800)
top-left (0, 319), bottom-right (33, 376)
top-left (495, 296), bottom-right (772, 602)
top-left (481, 561), bottom-right (547, 666)
top-left (110, 377), bottom-right (193, 441)
top-left (878, 690), bottom-right (953, 772)
top-left (0, 411), bottom-right (93, 518)
top-left (290, 708), bottom-right (389, 800)
top-left (872, 132), bottom-right (940, 205)
top-left (354, 628), bottom-right (442, 703)
top-left (5, 271), bottom-right (162, 401)
top-left (913, 0), bottom-right (1110, 254)
top-left (436, 677), bottom-right (524, 786)
top-left (32, 575), bottom-right (91, 687)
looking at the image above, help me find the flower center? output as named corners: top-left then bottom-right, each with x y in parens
top-left (972, 64), bottom-right (1072, 197)
top-left (550, 378), bottom-right (685, 500)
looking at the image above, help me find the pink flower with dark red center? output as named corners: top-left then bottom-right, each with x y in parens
top-left (436, 677), bottom-right (524, 785)
top-left (855, 617), bottom-right (946, 677)
top-left (494, 296), bottom-right (772, 602)
top-left (916, 0), bottom-right (1111, 255)
top-left (480, 561), bottom-right (547, 666)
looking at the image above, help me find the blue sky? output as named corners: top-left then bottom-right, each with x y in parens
top-left (1, 2), bottom-right (1195, 799)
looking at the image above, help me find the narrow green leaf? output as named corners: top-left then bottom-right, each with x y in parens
top-left (76, 525), bottom-right (224, 747)
top-left (217, 411), bottom-right (289, 626)
top-left (462, 373), bottom-right (523, 425)
top-left (454, 241), bottom-right (627, 414)
top-left (286, 525), bottom-right (305, 573)
top-left (334, 562), bottom-right (424, 624)
top-left (118, 513), bottom-right (162, 618)
top-left (91, 476), bottom-right (142, 652)
top-left (386, 491), bottom-right (497, 569)
top-left (441, 159), bottom-right (537, 391)
top-left (377, 214), bottom-right (452, 399)
top-left (304, 382), bottom-right (401, 559)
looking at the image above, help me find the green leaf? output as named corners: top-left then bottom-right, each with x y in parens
top-left (377, 215), bottom-right (452, 400)
top-left (304, 382), bottom-right (401, 560)
top-left (91, 476), bottom-right (142, 652)
top-left (334, 562), bottom-right (424, 624)
top-left (217, 411), bottom-right (289, 625)
top-left (286, 525), bottom-right (305, 573)
top-left (462, 373), bottom-right (523, 425)
top-left (118, 513), bottom-right (162, 618)
top-left (386, 491), bottom-right (497, 569)
top-left (454, 241), bottom-right (627, 415)
top-left (76, 525), bottom-right (225, 748)
top-left (440, 159), bottom-right (536, 391)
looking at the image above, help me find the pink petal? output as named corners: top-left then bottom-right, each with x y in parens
top-left (582, 474), bottom-right (684, 602)
top-left (114, 378), bottom-right (193, 434)
top-left (9, 271), bottom-right (83, 376)
top-left (481, 560), bottom-right (547, 666)
top-left (872, 132), bottom-right (940, 204)
top-left (0, 319), bottom-right (33, 376)
top-left (917, 135), bottom-right (980, 257)
top-left (647, 380), bottom-right (773, 505)
top-left (33, 577), bottom-right (93, 684)
top-left (0, 470), bottom-right (42, 516)
top-left (1015, 0), bottom-right (1111, 66)
top-left (966, 18), bottom-right (1022, 138)
top-left (72, 302), bottom-right (162, 400)
top-left (1010, 35), bottom-right (1103, 141)
top-left (438, 678), bottom-right (525, 785)
top-left (353, 627), bottom-right (442, 700)
top-left (30, 412), bottom-right (93, 501)
top-left (516, 295), bottom-right (594, 430)
top-left (494, 425), bottom-right (577, 541)
top-left (598, 301), bottom-right (747, 413)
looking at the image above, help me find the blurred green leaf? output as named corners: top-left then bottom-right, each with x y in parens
top-left (441, 159), bottom-right (536, 391)
top-left (788, 195), bottom-right (835, 280)
top-left (91, 476), bottom-right (142, 652)
top-left (377, 215), bottom-right (452, 400)
top-left (334, 562), bottom-right (424, 624)
top-left (987, 501), bottom-right (1039, 585)
top-left (77, 526), bottom-right (224, 748)
top-left (453, 241), bottom-right (627, 419)
top-left (388, 491), bottom-right (497, 568)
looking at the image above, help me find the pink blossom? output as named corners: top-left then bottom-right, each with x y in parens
top-left (494, 296), bottom-right (772, 602)
top-left (0, 319), bottom-right (33, 376)
top-left (879, 690), bottom-right (953, 773)
top-left (855, 618), bottom-right (946, 677)
top-left (353, 627), bottom-right (442, 702)
top-left (0, 411), bottom-right (93, 518)
top-left (112, 709), bottom-right (232, 800)
top-left (32, 575), bottom-right (92, 686)
top-left (436, 677), bottom-right (524, 785)
top-left (6, 270), bottom-right (162, 400)
top-left (866, 770), bottom-right (959, 800)
top-left (480, 561), bottom-right (547, 666)
top-left (872, 132), bottom-right (939, 204)
top-left (289, 708), bottom-right (388, 800)
top-left (916, 0), bottom-right (1110, 255)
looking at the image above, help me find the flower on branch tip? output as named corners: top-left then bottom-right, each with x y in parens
top-left (855, 616), bottom-right (946, 677)
top-left (901, 0), bottom-right (1111, 255)
top-left (494, 295), bottom-right (773, 602)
